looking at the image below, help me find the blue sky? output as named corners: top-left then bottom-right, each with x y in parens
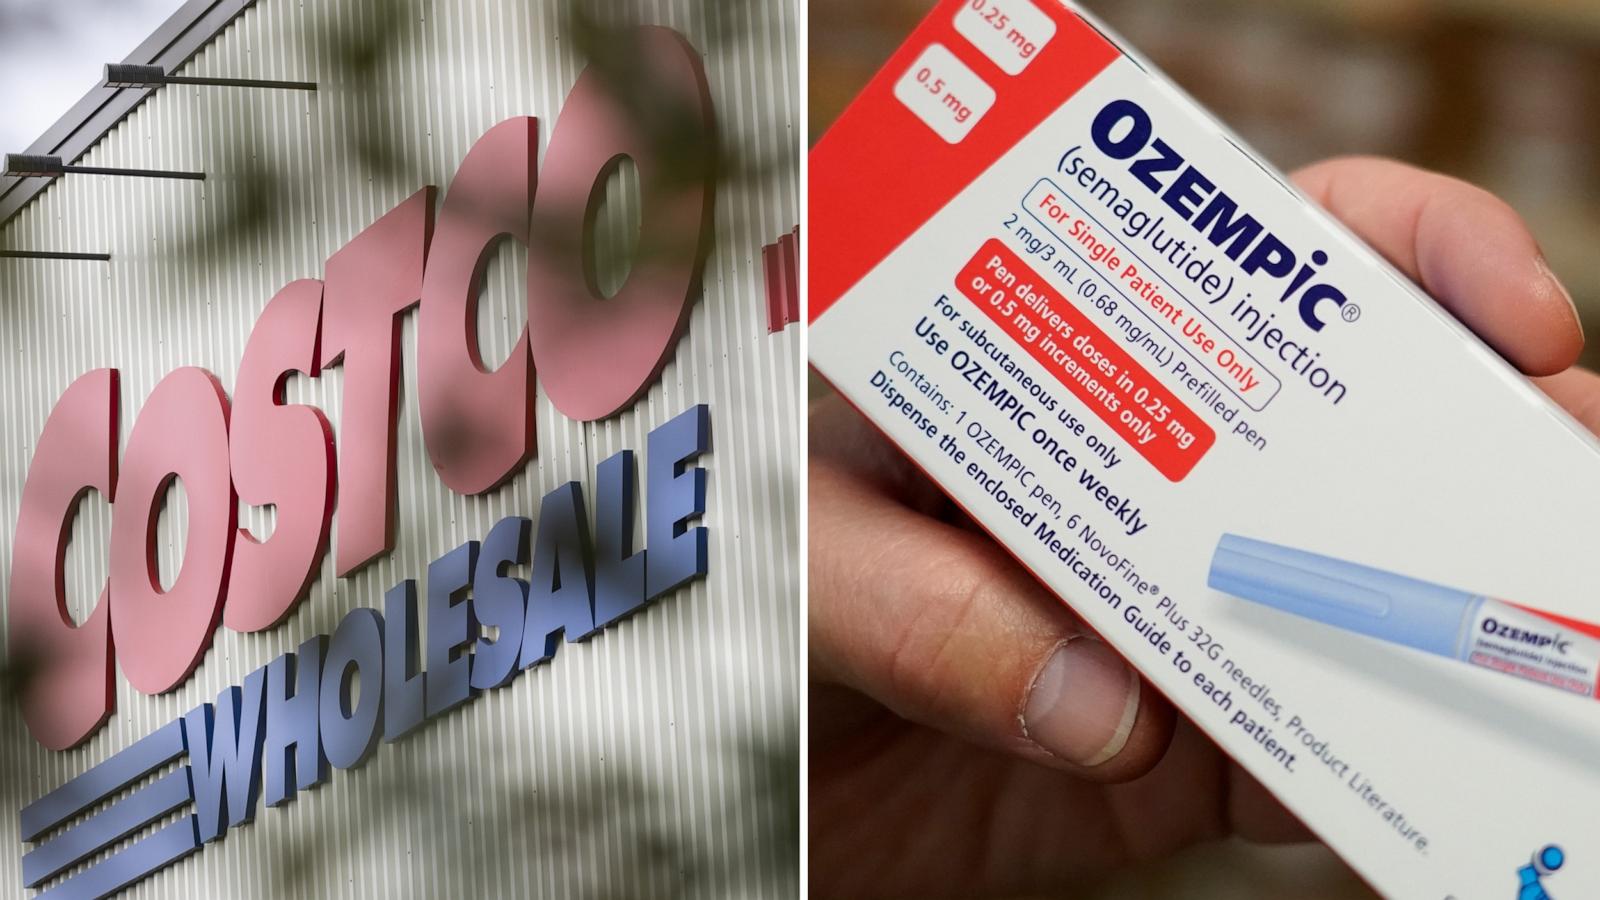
top-left (0, 0), bottom-right (182, 153)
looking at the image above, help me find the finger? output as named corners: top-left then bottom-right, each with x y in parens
top-left (1292, 157), bottom-right (1582, 376)
top-left (1535, 366), bottom-right (1600, 437)
top-left (809, 459), bottom-right (1175, 782)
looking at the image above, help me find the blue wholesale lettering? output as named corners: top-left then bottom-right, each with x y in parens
top-left (182, 669), bottom-right (266, 843)
top-left (471, 516), bottom-right (532, 690)
top-left (593, 451), bottom-right (646, 629)
top-left (426, 541), bottom-right (481, 718)
top-left (383, 579), bottom-right (428, 742)
top-left (262, 635), bottom-right (330, 808)
top-left (520, 482), bottom-right (600, 668)
top-left (319, 608), bottom-right (386, 770)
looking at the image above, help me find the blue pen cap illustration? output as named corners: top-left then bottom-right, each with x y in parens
top-left (1208, 535), bottom-right (1479, 658)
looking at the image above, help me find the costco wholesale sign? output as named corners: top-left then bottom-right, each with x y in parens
top-left (0, 11), bottom-right (796, 898)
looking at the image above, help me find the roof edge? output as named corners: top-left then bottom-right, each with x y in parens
top-left (0, 0), bottom-right (257, 227)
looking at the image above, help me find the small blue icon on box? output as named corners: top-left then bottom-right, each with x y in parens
top-left (1517, 845), bottom-right (1564, 900)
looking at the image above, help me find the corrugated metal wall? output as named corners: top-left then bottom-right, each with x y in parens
top-left (0, 0), bottom-right (800, 896)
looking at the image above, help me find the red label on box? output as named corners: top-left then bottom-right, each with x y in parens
top-left (807, 3), bottom-right (1119, 322)
top-left (956, 239), bottom-right (1214, 481)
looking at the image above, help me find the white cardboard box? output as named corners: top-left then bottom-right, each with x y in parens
top-left (809, 2), bottom-right (1600, 896)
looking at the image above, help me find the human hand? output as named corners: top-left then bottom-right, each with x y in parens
top-left (808, 157), bottom-right (1587, 899)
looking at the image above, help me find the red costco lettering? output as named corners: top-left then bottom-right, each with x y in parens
top-left (6, 25), bottom-right (713, 750)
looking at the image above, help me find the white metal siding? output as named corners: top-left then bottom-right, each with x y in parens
top-left (0, 0), bottom-right (800, 897)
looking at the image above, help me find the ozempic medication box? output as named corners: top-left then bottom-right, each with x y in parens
top-left (809, 2), bottom-right (1600, 897)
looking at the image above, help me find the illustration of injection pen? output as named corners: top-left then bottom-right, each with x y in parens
top-left (1208, 535), bottom-right (1600, 699)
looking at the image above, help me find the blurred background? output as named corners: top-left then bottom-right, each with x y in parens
top-left (810, 0), bottom-right (1600, 896)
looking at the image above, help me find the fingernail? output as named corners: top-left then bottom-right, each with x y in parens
top-left (1537, 255), bottom-right (1583, 340)
top-left (1022, 637), bottom-right (1140, 768)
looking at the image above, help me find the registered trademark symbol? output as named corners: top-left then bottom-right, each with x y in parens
top-left (1342, 303), bottom-right (1362, 323)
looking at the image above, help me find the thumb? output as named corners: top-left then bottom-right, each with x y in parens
top-left (809, 461), bottom-right (1174, 781)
